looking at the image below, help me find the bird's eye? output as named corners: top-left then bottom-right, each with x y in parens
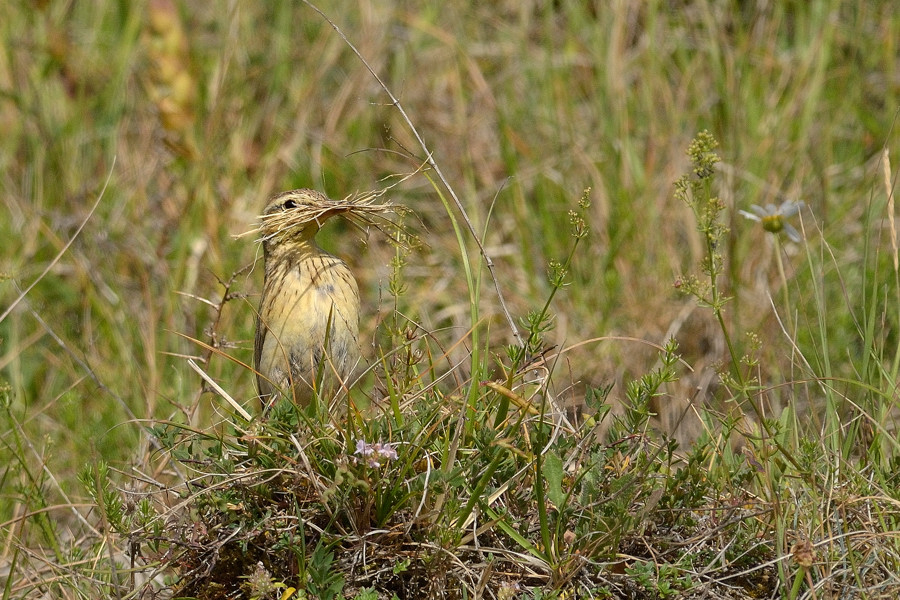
top-left (283, 199), bottom-right (297, 210)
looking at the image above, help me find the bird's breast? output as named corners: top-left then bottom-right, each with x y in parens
top-left (257, 251), bottom-right (360, 386)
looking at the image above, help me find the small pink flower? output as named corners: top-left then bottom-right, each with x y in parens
top-left (353, 439), bottom-right (399, 468)
top-left (355, 439), bottom-right (374, 456)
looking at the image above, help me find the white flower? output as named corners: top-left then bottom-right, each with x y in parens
top-left (739, 201), bottom-right (803, 242)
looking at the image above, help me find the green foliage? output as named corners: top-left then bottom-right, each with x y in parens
top-left (625, 560), bottom-right (696, 598)
top-left (303, 544), bottom-right (346, 600)
top-left (352, 588), bottom-right (385, 600)
top-left (78, 462), bottom-right (126, 534)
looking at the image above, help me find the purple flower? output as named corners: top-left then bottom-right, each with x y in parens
top-left (355, 439), bottom-right (374, 456)
top-left (374, 443), bottom-right (398, 461)
top-left (353, 439), bottom-right (399, 468)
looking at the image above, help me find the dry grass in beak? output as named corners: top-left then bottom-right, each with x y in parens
top-left (235, 190), bottom-right (415, 249)
top-left (326, 191), bottom-right (416, 248)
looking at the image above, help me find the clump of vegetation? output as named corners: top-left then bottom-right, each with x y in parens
top-left (71, 133), bottom-right (853, 599)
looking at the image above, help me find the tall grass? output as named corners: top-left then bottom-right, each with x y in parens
top-left (1, 1), bottom-right (899, 598)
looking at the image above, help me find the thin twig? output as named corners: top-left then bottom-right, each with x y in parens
top-left (301, 1), bottom-right (525, 349)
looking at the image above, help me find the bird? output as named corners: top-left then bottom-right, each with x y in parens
top-left (254, 189), bottom-right (361, 408)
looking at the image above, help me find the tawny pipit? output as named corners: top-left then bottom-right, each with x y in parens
top-left (254, 189), bottom-right (361, 406)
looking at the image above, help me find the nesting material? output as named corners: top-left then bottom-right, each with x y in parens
top-left (247, 190), bottom-right (412, 248)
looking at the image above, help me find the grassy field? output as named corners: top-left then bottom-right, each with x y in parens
top-left (2, 1), bottom-right (900, 598)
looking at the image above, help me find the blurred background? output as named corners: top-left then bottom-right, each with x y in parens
top-left (1, 1), bottom-right (898, 494)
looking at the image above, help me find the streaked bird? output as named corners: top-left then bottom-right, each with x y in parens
top-left (253, 188), bottom-right (405, 408)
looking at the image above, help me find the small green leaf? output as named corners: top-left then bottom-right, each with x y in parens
top-left (544, 450), bottom-right (565, 509)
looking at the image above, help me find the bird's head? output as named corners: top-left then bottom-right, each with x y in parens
top-left (259, 189), bottom-right (353, 249)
